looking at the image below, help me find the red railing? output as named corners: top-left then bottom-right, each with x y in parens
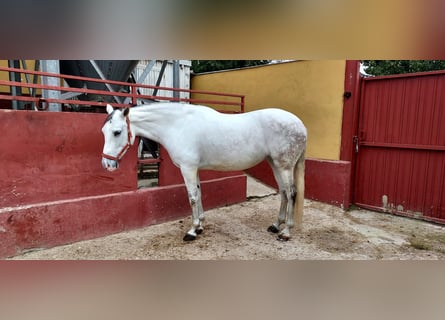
top-left (0, 66), bottom-right (245, 113)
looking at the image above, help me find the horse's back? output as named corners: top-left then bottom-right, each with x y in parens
top-left (194, 106), bottom-right (307, 152)
top-left (251, 108), bottom-right (305, 128)
top-left (249, 108), bottom-right (306, 141)
top-left (197, 107), bottom-right (306, 170)
top-left (170, 104), bottom-right (305, 133)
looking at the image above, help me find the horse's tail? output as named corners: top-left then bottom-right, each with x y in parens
top-left (293, 149), bottom-right (305, 230)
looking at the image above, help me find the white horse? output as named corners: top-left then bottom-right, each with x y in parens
top-left (101, 102), bottom-right (307, 241)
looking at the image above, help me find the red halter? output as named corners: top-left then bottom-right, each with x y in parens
top-left (102, 116), bottom-right (133, 162)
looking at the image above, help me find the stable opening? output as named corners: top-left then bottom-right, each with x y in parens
top-left (137, 138), bottom-right (160, 188)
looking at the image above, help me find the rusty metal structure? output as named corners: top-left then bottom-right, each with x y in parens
top-left (0, 60), bottom-right (244, 112)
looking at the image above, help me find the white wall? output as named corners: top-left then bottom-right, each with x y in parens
top-left (134, 60), bottom-right (191, 100)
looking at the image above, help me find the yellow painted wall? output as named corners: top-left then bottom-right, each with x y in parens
top-left (191, 60), bottom-right (346, 160)
top-left (0, 60), bottom-right (41, 95)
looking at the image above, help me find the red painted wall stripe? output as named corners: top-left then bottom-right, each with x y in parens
top-left (245, 158), bottom-right (351, 209)
top-left (0, 175), bottom-right (246, 258)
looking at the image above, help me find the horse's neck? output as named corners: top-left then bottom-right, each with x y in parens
top-left (129, 104), bottom-right (185, 144)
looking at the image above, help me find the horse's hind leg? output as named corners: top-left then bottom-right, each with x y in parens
top-left (267, 190), bottom-right (287, 234)
top-left (180, 167), bottom-right (203, 241)
top-left (267, 160), bottom-right (287, 234)
top-left (278, 182), bottom-right (296, 241)
top-left (278, 168), bottom-right (297, 241)
top-left (278, 153), bottom-right (305, 240)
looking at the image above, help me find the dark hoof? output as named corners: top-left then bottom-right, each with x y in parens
top-left (196, 228), bottom-right (203, 235)
top-left (277, 234), bottom-right (290, 241)
top-left (183, 233), bottom-right (196, 241)
top-left (267, 225), bottom-right (280, 234)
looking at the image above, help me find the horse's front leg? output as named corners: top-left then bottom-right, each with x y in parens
top-left (181, 166), bottom-right (202, 241)
top-left (195, 176), bottom-right (205, 235)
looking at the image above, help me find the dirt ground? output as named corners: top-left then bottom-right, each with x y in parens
top-left (11, 177), bottom-right (445, 260)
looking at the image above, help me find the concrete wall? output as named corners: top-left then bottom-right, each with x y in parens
top-left (134, 60), bottom-right (191, 100)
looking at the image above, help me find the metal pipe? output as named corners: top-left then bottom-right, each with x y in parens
top-left (172, 60), bottom-right (180, 100)
top-left (89, 60), bottom-right (122, 104)
top-left (0, 65), bottom-right (245, 112)
top-left (20, 60), bottom-right (39, 111)
top-left (0, 66), bottom-right (245, 99)
top-left (152, 60), bottom-right (168, 96)
top-left (40, 60), bottom-right (61, 111)
top-left (31, 60), bottom-right (40, 110)
top-left (136, 60), bottom-right (156, 84)
top-left (1, 66), bottom-right (244, 98)
top-left (124, 60), bottom-right (156, 105)
top-left (8, 60), bottom-right (22, 110)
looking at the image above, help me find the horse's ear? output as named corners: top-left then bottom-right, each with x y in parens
top-left (123, 107), bottom-right (130, 118)
top-left (106, 104), bottom-right (114, 114)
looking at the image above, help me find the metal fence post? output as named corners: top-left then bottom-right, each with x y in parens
top-left (8, 60), bottom-right (23, 110)
top-left (172, 60), bottom-right (180, 101)
top-left (40, 60), bottom-right (61, 111)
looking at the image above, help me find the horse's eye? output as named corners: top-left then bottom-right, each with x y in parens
top-left (113, 130), bottom-right (122, 137)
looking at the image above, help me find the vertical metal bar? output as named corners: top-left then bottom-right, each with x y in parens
top-left (136, 60), bottom-right (156, 84)
top-left (172, 60), bottom-right (180, 101)
top-left (31, 60), bottom-right (40, 110)
top-left (20, 60), bottom-right (32, 92)
top-left (41, 60), bottom-right (61, 111)
top-left (124, 60), bottom-right (156, 105)
top-left (152, 60), bottom-right (168, 96)
top-left (20, 60), bottom-right (38, 110)
top-left (131, 83), bottom-right (137, 105)
top-left (8, 60), bottom-right (22, 110)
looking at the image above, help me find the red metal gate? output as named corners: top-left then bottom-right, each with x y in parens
top-left (354, 70), bottom-right (445, 223)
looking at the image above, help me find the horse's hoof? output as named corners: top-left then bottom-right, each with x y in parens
top-left (277, 234), bottom-right (290, 241)
top-left (183, 233), bottom-right (196, 241)
top-left (267, 225), bottom-right (280, 234)
top-left (196, 228), bottom-right (203, 235)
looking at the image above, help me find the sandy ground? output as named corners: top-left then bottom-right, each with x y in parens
top-left (11, 177), bottom-right (445, 260)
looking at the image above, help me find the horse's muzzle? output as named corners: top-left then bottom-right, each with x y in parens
top-left (102, 157), bottom-right (119, 172)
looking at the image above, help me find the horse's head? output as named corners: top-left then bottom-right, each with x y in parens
top-left (101, 104), bottom-right (134, 171)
